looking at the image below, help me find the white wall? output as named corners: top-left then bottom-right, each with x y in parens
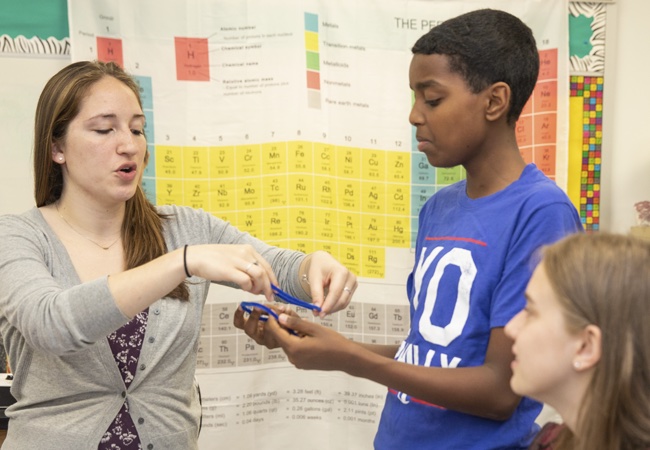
top-left (1, 0), bottom-right (649, 233)
top-left (0, 56), bottom-right (69, 214)
top-left (600, 0), bottom-right (650, 232)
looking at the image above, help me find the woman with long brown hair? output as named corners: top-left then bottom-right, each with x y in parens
top-left (0, 60), bottom-right (356, 449)
top-left (506, 232), bottom-right (650, 449)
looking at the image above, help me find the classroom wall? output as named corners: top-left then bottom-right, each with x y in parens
top-left (600, 1), bottom-right (650, 233)
top-left (1, 1), bottom-right (649, 234)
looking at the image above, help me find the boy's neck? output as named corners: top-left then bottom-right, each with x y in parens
top-left (463, 149), bottom-right (526, 199)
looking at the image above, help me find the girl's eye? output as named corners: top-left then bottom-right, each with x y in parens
top-left (425, 99), bottom-right (441, 107)
top-left (95, 129), bottom-right (112, 134)
top-left (132, 129), bottom-right (144, 136)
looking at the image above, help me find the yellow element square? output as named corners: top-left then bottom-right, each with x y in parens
top-left (263, 208), bottom-right (287, 243)
top-left (288, 174), bottom-right (313, 205)
top-left (237, 210), bottom-right (263, 239)
top-left (587, 191), bottom-right (593, 198)
top-left (386, 184), bottom-right (409, 215)
top-left (589, 111), bottom-right (596, 118)
top-left (183, 146), bottom-right (208, 178)
top-left (593, 211), bottom-right (600, 218)
top-left (288, 141), bottom-right (314, 172)
top-left (156, 179), bottom-right (183, 205)
top-left (313, 143), bottom-right (335, 175)
top-left (338, 179), bottom-right (361, 211)
top-left (362, 214), bottom-right (386, 246)
top-left (237, 177), bottom-right (262, 210)
top-left (595, 158), bottom-right (601, 164)
top-left (314, 175), bottom-right (336, 207)
top-left (156, 145), bottom-right (182, 178)
top-left (338, 244), bottom-right (360, 275)
top-left (584, 90), bottom-right (591, 98)
top-left (236, 144), bottom-right (261, 176)
top-left (593, 184), bottom-right (600, 191)
top-left (316, 242), bottom-right (339, 261)
top-left (304, 31), bottom-right (319, 52)
top-left (597, 77), bottom-right (603, 84)
top-left (262, 142), bottom-right (287, 174)
top-left (213, 210), bottom-right (236, 226)
top-left (338, 211), bottom-right (360, 244)
top-left (587, 217), bottom-right (593, 224)
top-left (361, 182), bottom-right (386, 214)
top-left (210, 146), bottom-right (235, 178)
top-left (580, 197), bottom-right (587, 204)
top-left (183, 180), bottom-right (209, 209)
top-left (288, 207), bottom-right (313, 240)
top-left (361, 247), bottom-right (385, 279)
top-left (337, 146), bottom-right (361, 178)
top-left (362, 148), bottom-right (386, 181)
top-left (387, 216), bottom-right (410, 248)
top-left (290, 240), bottom-right (313, 255)
top-left (387, 151), bottom-right (411, 183)
top-left (209, 178), bottom-right (236, 212)
top-left (596, 104), bottom-right (602, 111)
top-left (315, 209), bottom-right (337, 242)
top-left (262, 176), bottom-right (288, 208)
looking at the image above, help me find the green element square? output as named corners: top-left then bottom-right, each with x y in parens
top-left (306, 51), bottom-right (320, 71)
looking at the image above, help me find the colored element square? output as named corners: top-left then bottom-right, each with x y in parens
top-left (96, 37), bottom-right (123, 67)
top-left (304, 12), bottom-right (318, 32)
top-left (306, 70), bottom-right (320, 90)
top-left (174, 37), bottom-right (210, 81)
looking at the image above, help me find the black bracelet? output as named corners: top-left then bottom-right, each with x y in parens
top-left (183, 244), bottom-right (192, 278)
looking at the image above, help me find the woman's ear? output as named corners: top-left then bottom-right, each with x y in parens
top-left (484, 81), bottom-right (511, 122)
top-left (573, 324), bottom-right (602, 371)
top-left (52, 141), bottom-right (65, 164)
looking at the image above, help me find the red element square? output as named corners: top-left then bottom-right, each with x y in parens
top-left (96, 37), bottom-right (123, 67)
top-left (306, 70), bottom-right (320, 90)
top-left (175, 37), bottom-right (210, 81)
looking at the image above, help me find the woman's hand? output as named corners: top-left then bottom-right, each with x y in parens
top-left (185, 244), bottom-right (277, 301)
top-left (301, 250), bottom-right (358, 317)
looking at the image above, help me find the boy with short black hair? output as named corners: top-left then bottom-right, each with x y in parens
top-left (236, 8), bottom-right (583, 449)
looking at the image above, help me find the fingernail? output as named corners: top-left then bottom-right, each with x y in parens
top-left (278, 313), bottom-right (288, 324)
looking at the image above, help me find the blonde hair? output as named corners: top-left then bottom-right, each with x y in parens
top-left (542, 232), bottom-right (650, 449)
top-left (34, 61), bottom-right (188, 301)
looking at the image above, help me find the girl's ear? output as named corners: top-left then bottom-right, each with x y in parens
top-left (485, 81), bottom-right (511, 122)
top-left (573, 324), bottom-right (602, 371)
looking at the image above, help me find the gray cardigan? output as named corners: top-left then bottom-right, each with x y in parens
top-left (0, 205), bottom-right (306, 449)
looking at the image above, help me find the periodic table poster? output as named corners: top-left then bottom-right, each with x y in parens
top-left (68, 1), bottom-right (568, 448)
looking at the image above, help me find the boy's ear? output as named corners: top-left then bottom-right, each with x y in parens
top-left (485, 82), bottom-right (511, 122)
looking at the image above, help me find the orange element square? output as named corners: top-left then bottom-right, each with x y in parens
top-left (515, 115), bottom-right (533, 147)
top-left (306, 70), bottom-right (320, 90)
top-left (535, 145), bottom-right (556, 176)
top-left (533, 80), bottom-right (557, 112)
top-left (538, 48), bottom-right (558, 81)
top-left (534, 113), bottom-right (557, 145)
top-left (175, 37), bottom-right (210, 81)
top-left (96, 37), bottom-right (123, 67)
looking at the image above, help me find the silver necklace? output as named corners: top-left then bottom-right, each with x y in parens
top-left (55, 202), bottom-right (121, 250)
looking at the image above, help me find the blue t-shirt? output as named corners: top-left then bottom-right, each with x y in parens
top-left (374, 164), bottom-right (583, 449)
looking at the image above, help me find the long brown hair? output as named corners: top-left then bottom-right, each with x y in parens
top-left (542, 232), bottom-right (650, 449)
top-left (34, 61), bottom-right (188, 301)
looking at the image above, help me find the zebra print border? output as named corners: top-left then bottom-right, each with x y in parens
top-left (0, 35), bottom-right (70, 56)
